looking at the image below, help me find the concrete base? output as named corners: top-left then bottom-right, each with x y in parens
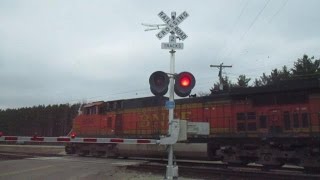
top-left (165, 165), bottom-right (178, 180)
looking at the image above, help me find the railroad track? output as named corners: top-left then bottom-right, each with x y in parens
top-left (124, 157), bottom-right (320, 180)
top-left (1, 150), bottom-right (319, 179)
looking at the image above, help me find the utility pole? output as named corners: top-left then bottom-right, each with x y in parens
top-left (210, 63), bottom-right (232, 90)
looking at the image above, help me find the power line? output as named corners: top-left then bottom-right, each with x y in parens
top-left (231, 0), bottom-right (250, 35)
top-left (222, 0), bottom-right (271, 60)
top-left (268, 0), bottom-right (288, 23)
top-left (240, 0), bottom-right (271, 41)
top-left (232, 0), bottom-right (289, 69)
top-left (216, 0), bottom-right (250, 60)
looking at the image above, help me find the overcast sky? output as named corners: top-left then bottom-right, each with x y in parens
top-left (0, 0), bottom-right (319, 109)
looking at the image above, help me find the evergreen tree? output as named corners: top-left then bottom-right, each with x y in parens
top-left (291, 54), bottom-right (320, 75)
top-left (236, 74), bottom-right (251, 87)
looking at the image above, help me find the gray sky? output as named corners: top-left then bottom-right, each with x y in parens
top-left (1, 0), bottom-right (319, 109)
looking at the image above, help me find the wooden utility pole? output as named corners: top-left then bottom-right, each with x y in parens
top-left (210, 63), bottom-right (232, 90)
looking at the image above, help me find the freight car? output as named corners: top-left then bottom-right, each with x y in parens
top-left (66, 76), bottom-right (320, 170)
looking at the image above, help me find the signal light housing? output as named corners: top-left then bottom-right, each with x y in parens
top-left (175, 71), bottom-right (196, 97)
top-left (149, 71), bottom-right (170, 96)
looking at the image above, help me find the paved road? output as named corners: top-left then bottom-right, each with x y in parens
top-left (0, 145), bottom-right (198, 179)
top-left (0, 156), bottom-right (162, 180)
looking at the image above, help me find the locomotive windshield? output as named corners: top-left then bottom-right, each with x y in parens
top-left (83, 101), bottom-right (104, 115)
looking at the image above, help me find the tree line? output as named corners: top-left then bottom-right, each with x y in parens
top-left (0, 104), bottom-right (80, 136)
top-left (210, 54), bottom-right (320, 93)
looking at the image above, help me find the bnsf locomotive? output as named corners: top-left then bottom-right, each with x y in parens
top-left (66, 77), bottom-right (320, 169)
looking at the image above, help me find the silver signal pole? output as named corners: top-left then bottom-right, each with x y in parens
top-left (166, 12), bottom-right (178, 180)
top-left (167, 35), bottom-right (176, 180)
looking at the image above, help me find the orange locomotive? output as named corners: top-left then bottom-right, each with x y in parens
top-left (67, 76), bottom-right (320, 170)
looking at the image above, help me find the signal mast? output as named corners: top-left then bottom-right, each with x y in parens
top-left (143, 11), bottom-right (194, 180)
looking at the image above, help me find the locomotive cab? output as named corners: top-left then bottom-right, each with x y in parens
top-left (73, 100), bottom-right (124, 137)
top-left (81, 100), bottom-right (123, 114)
top-left (83, 101), bottom-right (105, 115)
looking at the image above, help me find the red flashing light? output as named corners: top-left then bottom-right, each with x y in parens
top-left (174, 72), bottom-right (196, 97)
top-left (71, 132), bottom-right (76, 139)
top-left (180, 76), bottom-right (191, 87)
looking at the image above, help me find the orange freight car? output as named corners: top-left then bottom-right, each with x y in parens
top-left (67, 76), bottom-right (320, 170)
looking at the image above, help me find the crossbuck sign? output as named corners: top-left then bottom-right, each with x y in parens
top-left (156, 11), bottom-right (189, 41)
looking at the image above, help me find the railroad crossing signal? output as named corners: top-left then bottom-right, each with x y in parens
top-left (174, 72), bottom-right (196, 97)
top-left (143, 11), bottom-right (190, 180)
top-left (149, 71), bottom-right (170, 96)
top-left (149, 71), bottom-right (195, 97)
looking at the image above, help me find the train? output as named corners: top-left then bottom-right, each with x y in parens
top-left (65, 76), bottom-right (320, 170)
